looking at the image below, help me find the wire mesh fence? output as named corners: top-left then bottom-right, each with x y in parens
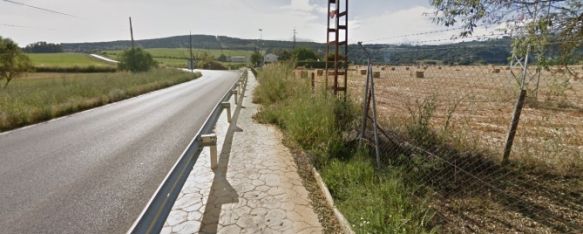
top-left (296, 51), bottom-right (583, 232)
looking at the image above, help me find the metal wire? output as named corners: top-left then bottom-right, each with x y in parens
top-left (306, 45), bottom-right (583, 232)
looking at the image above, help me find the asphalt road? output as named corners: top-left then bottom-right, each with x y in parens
top-left (0, 70), bottom-right (239, 234)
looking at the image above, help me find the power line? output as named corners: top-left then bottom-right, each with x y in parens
top-left (359, 18), bottom-right (528, 44)
top-left (361, 26), bottom-right (468, 43)
top-left (0, 23), bottom-right (56, 31)
top-left (2, 0), bottom-right (76, 17)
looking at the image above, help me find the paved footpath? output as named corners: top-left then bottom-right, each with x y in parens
top-left (162, 71), bottom-right (323, 234)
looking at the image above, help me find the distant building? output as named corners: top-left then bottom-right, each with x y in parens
top-left (228, 56), bottom-right (248, 63)
top-left (264, 53), bottom-right (279, 63)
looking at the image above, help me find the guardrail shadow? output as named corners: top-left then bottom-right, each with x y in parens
top-left (199, 78), bottom-right (247, 234)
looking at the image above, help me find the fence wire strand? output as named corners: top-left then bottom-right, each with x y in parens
top-left (298, 49), bottom-right (583, 232)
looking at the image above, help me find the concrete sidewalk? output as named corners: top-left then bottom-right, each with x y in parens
top-left (162, 71), bottom-right (323, 234)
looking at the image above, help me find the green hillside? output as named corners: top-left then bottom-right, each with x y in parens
top-left (62, 34), bottom-right (582, 65)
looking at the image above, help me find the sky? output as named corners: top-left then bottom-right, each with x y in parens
top-left (0, 0), bottom-right (502, 46)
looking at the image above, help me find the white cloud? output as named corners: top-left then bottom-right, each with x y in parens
top-left (350, 6), bottom-right (507, 45)
top-left (1, 1), bottom-right (505, 46)
top-left (351, 6), bottom-right (443, 44)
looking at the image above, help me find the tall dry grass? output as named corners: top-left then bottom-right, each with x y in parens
top-left (0, 69), bottom-right (201, 132)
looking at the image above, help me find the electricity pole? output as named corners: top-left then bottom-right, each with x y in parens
top-left (189, 32), bottom-right (194, 71)
top-left (129, 17), bottom-right (135, 49)
top-left (258, 28), bottom-right (263, 66)
top-left (293, 28), bottom-right (297, 49)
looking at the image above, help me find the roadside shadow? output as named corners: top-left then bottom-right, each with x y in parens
top-left (199, 83), bottom-right (248, 234)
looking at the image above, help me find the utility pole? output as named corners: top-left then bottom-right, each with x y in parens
top-left (129, 17), bottom-right (135, 49)
top-left (293, 28), bottom-right (297, 49)
top-left (258, 28), bottom-right (263, 66)
top-left (189, 32), bottom-right (194, 71)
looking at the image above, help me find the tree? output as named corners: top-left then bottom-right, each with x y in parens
top-left (0, 37), bottom-right (32, 88)
top-left (23, 41), bottom-right (64, 53)
top-left (250, 51), bottom-right (263, 67)
top-left (431, 0), bottom-right (583, 65)
top-left (195, 52), bottom-right (227, 70)
top-left (292, 48), bottom-right (319, 61)
top-left (118, 48), bottom-right (157, 72)
top-left (217, 54), bottom-right (227, 62)
top-left (275, 49), bottom-right (292, 61)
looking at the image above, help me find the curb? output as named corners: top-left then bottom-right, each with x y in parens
top-left (311, 167), bottom-right (355, 234)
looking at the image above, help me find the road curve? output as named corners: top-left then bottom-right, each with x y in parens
top-left (0, 70), bottom-right (239, 234)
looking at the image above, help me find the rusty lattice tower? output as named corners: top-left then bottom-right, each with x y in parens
top-left (325, 0), bottom-right (348, 98)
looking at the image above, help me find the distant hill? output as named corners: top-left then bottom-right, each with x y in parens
top-left (348, 37), bottom-right (514, 65)
top-left (62, 35), bottom-right (324, 53)
top-left (63, 34), bottom-right (579, 65)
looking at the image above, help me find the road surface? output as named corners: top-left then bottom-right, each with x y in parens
top-left (0, 70), bottom-right (239, 234)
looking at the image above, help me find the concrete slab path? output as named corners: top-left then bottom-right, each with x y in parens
top-left (162, 71), bottom-right (323, 234)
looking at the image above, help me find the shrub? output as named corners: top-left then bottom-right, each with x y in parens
top-left (197, 60), bottom-right (227, 70)
top-left (0, 36), bottom-right (32, 88)
top-left (118, 48), bottom-right (157, 72)
top-left (34, 66), bottom-right (117, 73)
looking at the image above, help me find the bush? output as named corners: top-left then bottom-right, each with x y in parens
top-left (0, 36), bottom-right (32, 88)
top-left (197, 60), bottom-right (227, 70)
top-left (34, 66), bottom-right (117, 73)
top-left (118, 48), bottom-right (157, 72)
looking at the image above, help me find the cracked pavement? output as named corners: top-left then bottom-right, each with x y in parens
top-left (162, 71), bottom-right (323, 234)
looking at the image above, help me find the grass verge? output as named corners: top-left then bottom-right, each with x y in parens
top-left (0, 69), bottom-right (201, 132)
top-left (253, 63), bottom-right (436, 233)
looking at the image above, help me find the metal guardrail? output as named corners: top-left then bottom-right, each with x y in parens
top-left (127, 69), bottom-right (249, 234)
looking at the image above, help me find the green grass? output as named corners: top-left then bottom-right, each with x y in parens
top-left (0, 69), bottom-right (201, 131)
top-left (102, 48), bottom-right (252, 68)
top-left (323, 156), bottom-right (436, 234)
top-left (254, 63), bottom-right (436, 233)
top-left (26, 53), bottom-right (115, 68)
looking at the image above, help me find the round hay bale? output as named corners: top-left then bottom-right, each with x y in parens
top-left (416, 71), bottom-right (425, 78)
top-left (360, 69), bottom-right (367, 75)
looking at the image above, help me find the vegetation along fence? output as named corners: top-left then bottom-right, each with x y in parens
top-left (300, 43), bottom-right (583, 233)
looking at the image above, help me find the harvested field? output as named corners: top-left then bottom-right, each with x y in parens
top-left (297, 65), bottom-right (583, 233)
top-left (302, 65), bottom-right (583, 174)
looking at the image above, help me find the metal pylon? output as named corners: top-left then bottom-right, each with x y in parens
top-left (325, 0), bottom-right (348, 99)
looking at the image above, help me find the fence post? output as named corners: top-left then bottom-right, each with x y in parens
top-left (502, 46), bottom-right (530, 165)
top-left (358, 42), bottom-right (381, 168)
top-left (311, 72), bottom-right (315, 93)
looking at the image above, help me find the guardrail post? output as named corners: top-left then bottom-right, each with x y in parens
top-left (221, 102), bottom-right (232, 123)
top-left (201, 134), bottom-right (218, 170)
top-left (231, 89), bottom-right (238, 104)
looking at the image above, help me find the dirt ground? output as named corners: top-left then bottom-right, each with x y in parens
top-left (300, 65), bottom-right (583, 175)
top-left (295, 65), bottom-right (583, 233)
